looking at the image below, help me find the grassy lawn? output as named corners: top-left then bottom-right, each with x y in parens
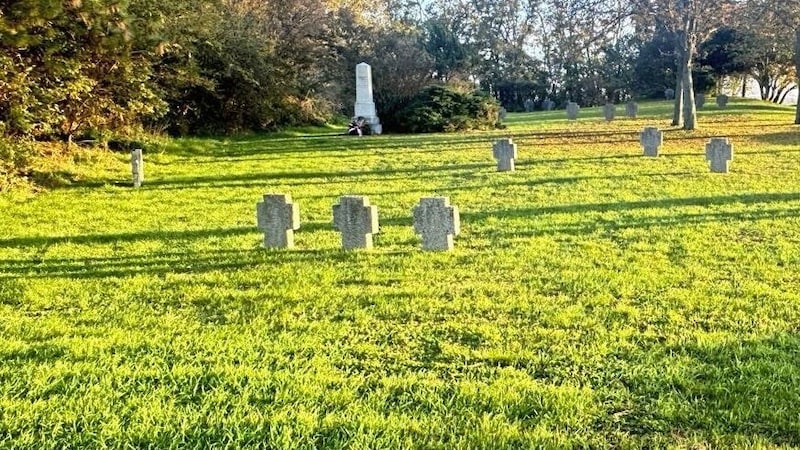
top-left (1, 99), bottom-right (799, 448)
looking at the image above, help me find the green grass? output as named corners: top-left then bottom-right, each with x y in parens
top-left (1, 99), bottom-right (800, 448)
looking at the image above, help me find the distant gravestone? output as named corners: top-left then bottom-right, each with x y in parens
top-left (695, 93), bottom-right (706, 109)
top-left (524, 98), bottom-right (534, 112)
top-left (412, 197), bottom-right (460, 251)
top-left (705, 138), bottom-right (733, 173)
top-left (665, 88), bottom-right (675, 100)
top-left (716, 94), bottom-right (729, 108)
top-left (498, 107), bottom-right (507, 121)
top-left (131, 148), bottom-right (143, 188)
top-left (256, 194), bottom-right (300, 249)
top-left (492, 138), bottom-right (518, 172)
top-left (626, 101), bottom-right (639, 118)
top-left (566, 102), bottom-right (579, 120)
top-left (640, 127), bottom-right (663, 157)
top-left (332, 195), bottom-right (379, 249)
top-left (603, 103), bottom-right (616, 121)
top-left (543, 98), bottom-right (555, 111)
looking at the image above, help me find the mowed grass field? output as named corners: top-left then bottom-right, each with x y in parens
top-left (1, 100), bottom-right (800, 448)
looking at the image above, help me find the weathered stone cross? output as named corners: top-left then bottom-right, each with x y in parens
top-left (566, 101), bottom-right (579, 120)
top-left (705, 138), bottom-right (733, 173)
top-left (256, 194), bottom-right (300, 248)
top-left (603, 103), bottom-right (616, 121)
top-left (640, 127), bottom-right (663, 157)
top-left (492, 138), bottom-right (518, 172)
top-left (333, 195), bottom-right (379, 249)
top-left (413, 197), bottom-right (460, 251)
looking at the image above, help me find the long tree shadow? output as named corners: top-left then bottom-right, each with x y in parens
top-left (0, 246), bottom-right (381, 280)
top-left (462, 191), bottom-right (800, 224)
top-left (138, 161), bottom-right (490, 190)
top-left (613, 333), bottom-right (800, 445)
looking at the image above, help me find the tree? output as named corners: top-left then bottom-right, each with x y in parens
top-left (632, 0), bottom-right (738, 130)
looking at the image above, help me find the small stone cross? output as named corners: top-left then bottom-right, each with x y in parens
top-left (131, 148), bottom-right (144, 188)
top-left (640, 127), bottom-right (663, 157)
top-left (566, 102), bottom-right (579, 120)
top-left (492, 138), bottom-right (518, 172)
top-left (332, 195), bottom-right (379, 249)
top-left (695, 93), bottom-right (705, 109)
top-left (256, 194), bottom-right (300, 248)
top-left (705, 138), bottom-right (733, 173)
top-left (413, 197), bottom-right (460, 251)
top-left (716, 94), bottom-right (729, 108)
top-left (603, 103), bottom-right (616, 121)
top-left (626, 101), bottom-right (638, 118)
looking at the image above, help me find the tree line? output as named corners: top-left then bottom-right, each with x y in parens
top-left (0, 0), bottom-right (798, 145)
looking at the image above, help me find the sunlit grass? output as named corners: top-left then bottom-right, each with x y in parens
top-left (1, 99), bottom-right (799, 448)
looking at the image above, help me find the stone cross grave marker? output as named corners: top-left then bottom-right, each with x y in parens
top-left (705, 138), bottom-right (733, 173)
top-left (498, 107), bottom-right (507, 121)
top-left (333, 195), bottom-right (379, 249)
top-left (492, 138), bottom-right (518, 172)
top-left (413, 197), bottom-right (460, 251)
top-left (626, 101), bottom-right (639, 118)
top-left (256, 194), bottom-right (300, 249)
top-left (603, 103), bottom-right (616, 121)
top-left (695, 93), bottom-right (705, 109)
top-left (524, 98), bottom-right (534, 112)
top-left (354, 62), bottom-right (382, 134)
top-left (716, 94), bottom-right (729, 108)
top-left (640, 127), bottom-right (663, 157)
top-left (566, 102), bottom-right (579, 120)
top-left (131, 148), bottom-right (144, 188)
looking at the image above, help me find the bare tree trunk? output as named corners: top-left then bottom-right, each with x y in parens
top-left (795, 29), bottom-right (800, 124)
top-left (682, 61), bottom-right (696, 130)
top-left (741, 75), bottom-right (747, 97)
top-left (672, 36), bottom-right (685, 126)
top-left (672, 76), bottom-right (683, 126)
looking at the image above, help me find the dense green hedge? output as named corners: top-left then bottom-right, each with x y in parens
top-left (389, 86), bottom-right (501, 133)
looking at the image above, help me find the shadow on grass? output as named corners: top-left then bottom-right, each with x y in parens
top-left (463, 191), bottom-right (800, 237)
top-left (0, 246), bottom-right (386, 280)
top-left (613, 333), bottom-right (800, 445)
top-left (135, 162), bottom-right (491, 190)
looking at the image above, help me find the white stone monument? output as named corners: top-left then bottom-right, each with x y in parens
top-left (566, 102), bottom-right (579, 120)
top-left (354, 62), bottom-right (382, 134)
top-left (640, 127), bottom-right (663, 157)
top-left (705, 138), bottom-right (733, 173)
top-left (131, 148), bottom-right (144, 188)
top-left (256, 194), bottom-right (300, 249)
top-left (413, 197), bottom-right (460, 251)
top-left (333, 195), bottom-right (379, 249)
top-left (492, 138), bottom-right (518, 172)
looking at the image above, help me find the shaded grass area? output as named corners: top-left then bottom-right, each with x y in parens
top-left (1, 99), bottom-right (800, 448)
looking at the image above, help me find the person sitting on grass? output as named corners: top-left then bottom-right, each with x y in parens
top-left (348, 117), bottom-right (366, 136)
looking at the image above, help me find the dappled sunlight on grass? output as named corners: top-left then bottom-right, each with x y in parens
top-left (1, 98), bottom-right (799, 447)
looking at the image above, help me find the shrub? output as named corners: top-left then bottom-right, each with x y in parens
top-left (0, 136), bottom-right (35, 191)
top-left (390, 85), bottom-right (500, 133)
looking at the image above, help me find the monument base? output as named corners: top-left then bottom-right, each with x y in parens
top-left (352, 115), bottom-right (382, 135)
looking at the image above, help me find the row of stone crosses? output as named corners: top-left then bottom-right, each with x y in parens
top-left (257, 131), bottom-right (733, 252)
top-left (257, 194), bottom-right (459, 251)
top-left (494, 131), bottom-right (734, 173)
top-left (562, 93), bottom-right (729, 121)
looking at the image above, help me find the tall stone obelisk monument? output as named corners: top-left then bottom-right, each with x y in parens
top-left (354, 62), bottom-right (382, 134)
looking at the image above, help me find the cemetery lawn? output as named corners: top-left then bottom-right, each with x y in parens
top-left (2, 99), bottom-right (800, 448)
